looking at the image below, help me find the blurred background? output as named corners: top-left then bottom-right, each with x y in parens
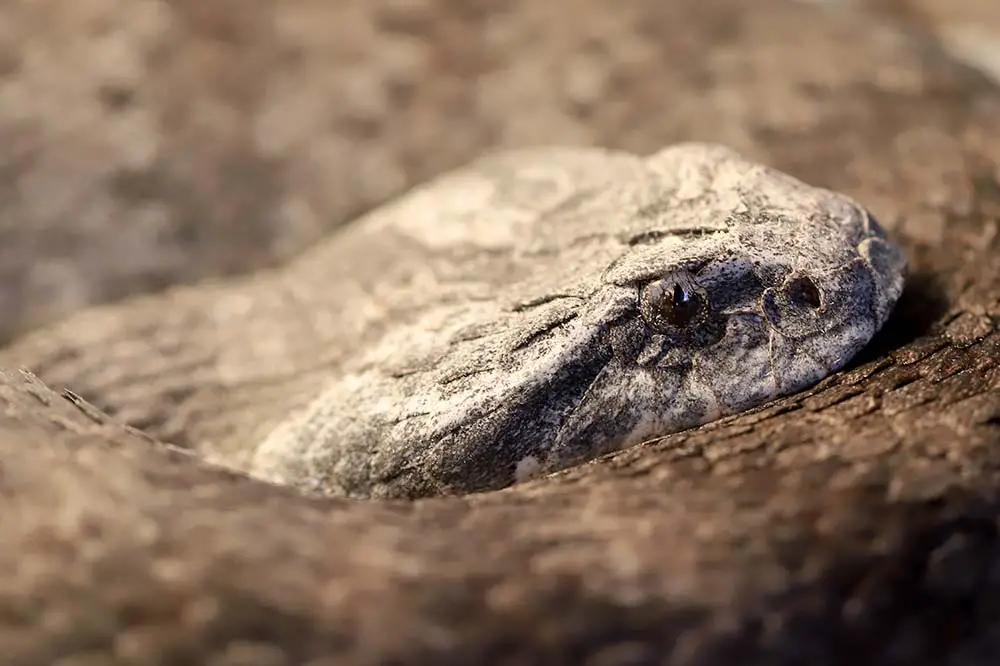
top-left (1, 0), bottom-right (998, 344)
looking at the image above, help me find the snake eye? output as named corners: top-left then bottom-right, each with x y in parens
top-left (785, 275), bottom-right (822, 310)
top-left (640, 272), bottom-right (708, 332)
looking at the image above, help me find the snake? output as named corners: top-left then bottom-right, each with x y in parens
top-left (5, 143), bottom-right (907, 499)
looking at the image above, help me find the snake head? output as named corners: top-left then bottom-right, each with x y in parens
top-left (252, 144), bottom-right (907, 498)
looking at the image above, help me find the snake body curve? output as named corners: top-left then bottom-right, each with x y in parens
top-left (5, 143), bottom-right (907, 499)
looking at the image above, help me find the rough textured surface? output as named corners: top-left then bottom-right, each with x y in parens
top-left (2, 0), bottom-right (1000, 664)
top-left (3, 143), bottom-right (907, 499)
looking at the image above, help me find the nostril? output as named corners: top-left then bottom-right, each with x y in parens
top-left (786, 276), bottom-right (822, 310)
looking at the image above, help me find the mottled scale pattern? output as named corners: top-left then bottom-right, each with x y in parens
top-left (3, 144), bottom-right (906, 499)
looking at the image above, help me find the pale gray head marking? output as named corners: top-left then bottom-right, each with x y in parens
top-left (252, 143), bottom-right (906, 499)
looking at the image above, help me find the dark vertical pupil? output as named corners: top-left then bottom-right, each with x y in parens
top-left (663, 283), bottom-right (701, 327)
